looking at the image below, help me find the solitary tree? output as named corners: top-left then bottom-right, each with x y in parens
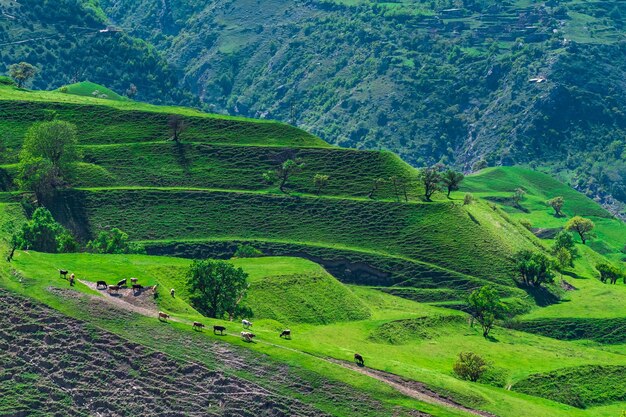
top-left (467, 285), bottom-right (505, 337)
top-left (186, 259), bottom-right (251, 320)
top-left (596, 263), bottom-right (623, 285)
top-left (453, 352), bottom-right (489, 382)
top-left (17, 121), bottom-right (79, 201)
top-left (8, 62), bottom-right (37, 88)
top-left (419, 167), bottom-right (442, 201)
top-left (313, 173), bottom-right (330, 196)
top-left (546, 196), bottom-right (565, 217)
top-left (275, 159), bottom-right (305, 193)
top-left (168, 115), bottom-right (186, 142)
top-left (514, 250), bottom-right (555, 287)
top-left (565, 216), bottom-right (595, 245)
top-left (441, 170), bottom-right (464, 198)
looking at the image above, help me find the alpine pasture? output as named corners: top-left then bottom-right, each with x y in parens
top-left (0, 83), bottom-right (624, 417)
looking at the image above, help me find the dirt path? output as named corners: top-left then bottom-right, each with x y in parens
top-left (75, 283), bottom-right (494, 417)
top-left (329, 360), bottom-right (495, 417)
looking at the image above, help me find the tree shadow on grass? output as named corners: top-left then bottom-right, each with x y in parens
top-left (485, 334), bottom-right (500, 343)
top-left (173, 141), bottom-right (192, 175)
top-left (517, 282), bottom-right (562, 307)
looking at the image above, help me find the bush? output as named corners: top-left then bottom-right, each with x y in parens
top-left (453, 352), bottom-right (489, 382)
top-left (87, 228), bottom-right (145, 254)
top-left (0, 76), bottom-right (16, 86)
top-left (233, 244), bottom-right (264, 258)
top-left (463, 193), bottom-right (475, 205)
top-left (12, 207), bottom-right (77, 253)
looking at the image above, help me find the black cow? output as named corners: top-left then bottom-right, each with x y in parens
top-left (354, 353), bottom-right (365, 366)
top-left (116, 278), bottom-right (127, 287)
top-left (280, 329), bottom-right (291, 339)
top-left (213, 325), bottom-right (226, 335)
top-left (96, 281), bottom-right (108, 289)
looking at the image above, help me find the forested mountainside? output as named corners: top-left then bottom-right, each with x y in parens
top-left (2, 0), bottom-right (625, 215)
top-left (0, 0), bottom-right (196, 105)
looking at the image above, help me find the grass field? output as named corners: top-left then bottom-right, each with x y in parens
top-left (4, 247), bottom-right (626, 417)
top-left (0, 84), bottom-right (625, 417)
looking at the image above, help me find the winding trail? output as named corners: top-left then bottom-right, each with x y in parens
top-left (77, 282), bottom-right (495, 417)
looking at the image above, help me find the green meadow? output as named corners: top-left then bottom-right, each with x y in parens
top-left (0, 84), bottom-right (624, 417)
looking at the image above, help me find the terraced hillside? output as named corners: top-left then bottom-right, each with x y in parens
top-left (0, 83), bottom-right (539, 301)
top-left (1, 84), bottom-right (625, 417)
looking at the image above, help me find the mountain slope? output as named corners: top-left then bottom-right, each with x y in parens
top-left (95, 0), bottom-right (626, 216)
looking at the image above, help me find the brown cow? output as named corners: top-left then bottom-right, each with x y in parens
top-left (158, 312), bottom-right (170, 321)
top-left (130, 277), bottom-right (138, 284)
top-left (107, 285), bottom-right (120, 294)
top-left (192, 322), bottom-right (205, 331)
top-left (241, 331), bottom-right (256, 342)
top-left (354, 353), bottom-right (365, 366)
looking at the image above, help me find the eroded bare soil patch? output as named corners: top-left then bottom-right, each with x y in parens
top-left (0, 288), bottom-right (430, 417)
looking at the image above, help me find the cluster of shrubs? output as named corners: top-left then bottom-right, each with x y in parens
top-left (11, 207), bottom-right (143, 255)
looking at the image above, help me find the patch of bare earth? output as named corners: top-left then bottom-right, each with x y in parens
top-left (0, 289), bottom-right (429, 417)
top-left (331, 360), bottom-right (496, 417)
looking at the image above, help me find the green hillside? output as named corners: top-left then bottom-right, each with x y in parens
top-left (1, 86), bottom-right (625, 417)
top-left (463, 167), bottom-right (626, 260)
top-left (3, 0), bottom-right (626, 214)
top-left (57, 81), bottom-right (127, 101)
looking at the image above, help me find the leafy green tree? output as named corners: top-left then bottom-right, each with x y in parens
top-left (8, 62), bottom-right (37, 88)
top-left (441, 170), bottom-right (464, 198)
top-left (17, 121), bottom-right (80, 201)
top-left (453, 352), bottom-right (489, 382)
top-left (264, 159), bottom-right (305, 193)
top-left (565, 216), bottom-right (595, 245)
top-left (22, 120), bottom-right (79, 169)
top-left (554, 247), bottom-right (572, 278)
top-left (552, 230), bottom-right (579, 265)
top-left (546, 196), bottom-right (565, 217)
top-left (86, 228), bottom-right (145, 254)
top-left (313, 173), bottom-right (330, 196)
top-left (419, 166), bottom-right (441, 201)
top-left (467, 285), bottom-right (505, 337)
top-left (12, 207), bottom-right (77, 253)
top-left (515, 250), bottom-right (555, 287)
top-left (186, 259), bottom-right (251, 320)
top-left (16, 156), bottom-right (57, 201)
top-left (596, 263), bottom-right (623, 285)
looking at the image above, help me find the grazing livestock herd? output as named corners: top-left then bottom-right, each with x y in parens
top-left (58, 268), bottom-right (365, 366)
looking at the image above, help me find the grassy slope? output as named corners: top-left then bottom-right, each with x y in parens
top-left (463, 167), bottom-right (626, 349)
top-left (49, 188), bottom-right (538, 285)
top-left (462, 166), bottom-right (625, 260)
top-left (4, 247), bottom-right (625, 417)
top-left (57, 81), bottom-right (128, 101)
top-left (0, 84), bottom-right (327, 165)
top-left (1, 88), bottom-right (625, 416)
